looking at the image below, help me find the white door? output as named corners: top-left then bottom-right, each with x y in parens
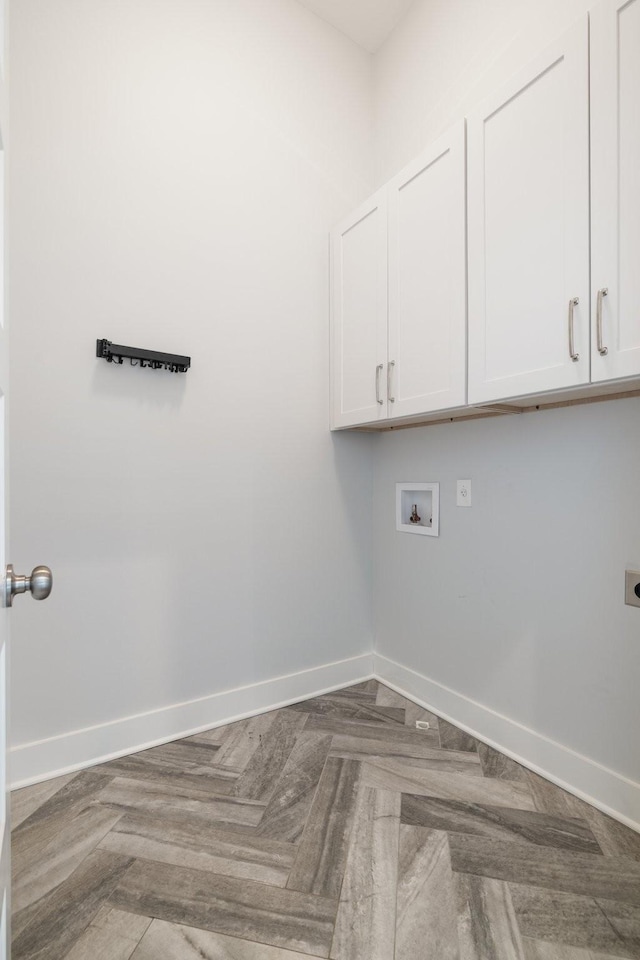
top-left (0, 7), bottom-right (51, 950)
top-left (0, 1), bottom-right (8, 949)
top-left (467, 19), bottom-right (590, 404)
top-left (330, 189), bottom-right (388, 428)
top-left (388, 120), bottom-right (467, 418)
top-left (591, 0), bottom-right (640, 382)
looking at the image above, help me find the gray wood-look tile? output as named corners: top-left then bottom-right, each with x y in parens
top-left (400, 795), bottom-right (602, 854)
top-left (12, 850), bottom-right (133, 960)
top-left (13, 771), bottom-right (113, 831)
top-left (565, 796), bottom-right (640, 863)
top-left (94, 752), bottom-right (237, 797)
top-left (111, 859), bottom-right (338, 958)
top-left (522, 939), bottom-right (623, 960)
top-left (11, 905), bottom-right (35, 944)
top-left (337, 680), bottom-right (379, 700)
top-left (11, 773), bottom-right (78, 829)
top-left (361, 759), bottom-right (537, 810)
top-left (255, 732), bottom-right (333, 843)
top-left (526, 772), bottom-right (575, 818)
top-left (373, 684), bottom-right (407, 709)
top-left (287, 698), bottom-right (406, 726)
top-left (329, 734), bottom-right (483, 775)
top-left (287, 758), bottom-right (361, 899)
top-left (12, 770), bottom-right (121, 916)
top-left (596, 897), bottom-right (640, 956)
top-left (439, 719), bottom-right (479, 753)
top-left (64, 907), bottom-right (152, 960)
top-left (12, 802), bottom-right (122, 913)
top-left (314, 692), bottom-right (380, 710)
top-left (304, 714), bottom-right (440, 747)
top-left (97, 775), bottom-right (265, 826)
top-left (375, 683), bottom-right (441, 730)
top-left (12, 681), bottom-right (640, 959)
top-left (449, 834), bottom-right (640, 906)
top-left (99, 813), bottom-right (294, 885)
top-left (510, 883), bottom-right (639, 957)
top-left (478, 743), bottom-right (528, 782)
top-left (395, 826), bottom-right (460, 960)
top-left (213, 714), bottom-right (278, 774)
top-left (131, 919), bottom-right (323, 960)
top-left (483, 753), bottom-right (640, 864)
top-left (456, 873), bottom-right (525, 959)
top-left (133, 739), bottom-right (222, 768)
top-left (330, 787), bottom-right (400, 960)
top-left (182, 722), bottom-right (236, 747)
top-left (233, 711), bottom-right (308, 802)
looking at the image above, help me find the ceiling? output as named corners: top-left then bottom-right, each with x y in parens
top-left (296, 0), bottom-right (415, 53)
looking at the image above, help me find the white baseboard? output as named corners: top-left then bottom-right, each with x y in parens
top-left (12, 647), bottom-right (639, 835)
top-left (10, 653), bottom-right (374, 789)
top-left (373, 653), bottom-right (640, 832)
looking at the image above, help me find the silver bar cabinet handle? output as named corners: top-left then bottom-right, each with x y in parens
top-left (568, 297), bottom-right (579, 362)
top-left (375, 363), bottom-right (384, 404)
top-left (387, 361), bottom-right (395, 403)
top-left (597, 287), bottom-right (609, 356)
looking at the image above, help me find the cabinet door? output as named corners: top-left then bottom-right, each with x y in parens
top-left (388, 121), bottom-right (467, 418)
top-left (591, 0), bottom-right (640, 382)
top-left (330, 190), bottom-right (388, 428)
top-left (467, 19), bottom-right (590, 404)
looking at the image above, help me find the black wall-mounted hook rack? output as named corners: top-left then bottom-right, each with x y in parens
top-left (96, 339), bottom-right (191, 373)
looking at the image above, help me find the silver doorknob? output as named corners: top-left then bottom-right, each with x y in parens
top-left (4, 564), bottom-right (53, 607)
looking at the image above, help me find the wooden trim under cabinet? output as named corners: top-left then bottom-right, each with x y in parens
top-left (337, 381), bottom-right (640, 432)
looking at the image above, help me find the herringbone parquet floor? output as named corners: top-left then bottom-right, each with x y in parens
top-left (11, 680), bottom-right (640, 959)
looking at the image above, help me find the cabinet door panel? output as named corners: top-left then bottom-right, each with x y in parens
top-left (468, 19), bottom-right (590, 404)
top-left (331, 190), bottom-right (388, 428)
top-left (388, 121), bottom-right (467, 417)
top-left (591, 0), bottom-right (640, 381)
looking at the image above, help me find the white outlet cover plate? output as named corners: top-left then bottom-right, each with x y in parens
top-left (457, 479), bottom-right (472, 507)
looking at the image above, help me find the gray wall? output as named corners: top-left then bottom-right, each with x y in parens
top-left (9, 0), bottom-right (375, 750)
top-left (373, 400), bottom-right (640, 782)
top-left (372, 0), bottom-right (640, 786)
top-left (11, 0), bottom-right (639, 800)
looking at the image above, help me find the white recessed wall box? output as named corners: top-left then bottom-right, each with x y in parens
top-left (396, 482), bottom-right (439, 536)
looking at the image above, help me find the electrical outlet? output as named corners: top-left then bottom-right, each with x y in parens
top-left (415, 720), bottom-right (430, 730)
top-left (457, 479), bottom-right (472, 507)
top-left (625, 570), bottom-right (640, 608)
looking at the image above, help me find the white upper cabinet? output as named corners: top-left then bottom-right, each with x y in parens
top-left (388, 121), bottom-right (467, 418)
top-left (467, 20), bottom-right (590, 405)
top-left (331, 122), bottom-right (467, 429)
top-left (590, 0), bottom-right (640, 382)
top-left (331, 190), bottom-right (388, 428)
top-left (331, 11), bottom-right (640, 431)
